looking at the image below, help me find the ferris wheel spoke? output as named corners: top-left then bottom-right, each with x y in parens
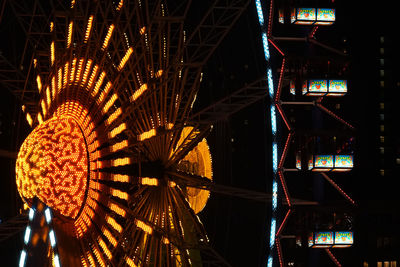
top-left (166, 125), bottom-right (212, 167)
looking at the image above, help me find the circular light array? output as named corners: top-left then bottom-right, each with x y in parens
top-left (16, 116), bottom-right (89, 219)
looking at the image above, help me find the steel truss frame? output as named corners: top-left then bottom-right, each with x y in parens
top-left (256, 0), bottom-right (357, 266)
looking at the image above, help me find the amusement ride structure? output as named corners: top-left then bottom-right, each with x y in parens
top-left (0, 0), bottom-right (357, 266)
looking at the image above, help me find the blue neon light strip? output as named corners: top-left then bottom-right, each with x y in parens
top-left (254, 1), bottom-right (278, 266)
top-left (19, 206), bottom-right (61, 267)
top-left (19, 250), bottom-right (27, 267)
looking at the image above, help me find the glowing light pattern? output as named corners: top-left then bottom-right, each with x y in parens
top-left (41, 100), bottom-right (47, 117)
top-left (54, 255), bottom-right (61, 267)
top-left (308, 79), bottom-right (328, 95)
top-left (137, 128), bottom-right (156, 141)
top-left (108, 202), bottom-right (126, 217)
top-left (314, 155), bottom-right (334, 169)
top-left (255, 0), bottom-right (264, 25)
top-left (45, 208), bottom-right (52, 223)
top-left (126, 257), bottom-right (138, 267)
top-left (175, 126), bottom-right (213, 213)
top-left (155, 69), bottom-right (163, 78)
top-left (67, 21), bottom-right (73, 48)
top-left (81, 59), bottom-right (93, 86)
top-left (278, 9), bottom-right (284, 24)
top-left (36, 75), bottom-right (42, 93)
top-left (75, 58), bottom-right (84, 85)
top-left (254, 1), bottom-right (278, 266)
top-left (315, 231), bottom-right (334, 246)
top-left (19, 250), bottom-right (27, 267)
top-left (262, 33), bottom-right (270, 61)
top-left (130, 83), bottom-right (148, 102)
top-left (108, 123), bottom-right (127, 138)
top-left (135, 219), bottom-right (153, 235)
top-left (93, 71), bottom-right (106, 96)
top-left (102, 93), bottom-right (117, 114)
top-left (289, 80), bottom-right (295, 95)
top-left (296, 153), bottom-right (301, 170)
top-left (117, 47), bottom-right (133, 71)
top-left (270, 105), bottom-right (276, 135)
top-left (92, 246), bottom-right (106, 267)
top-left (141, 177), bottom-right (159, 186)
top-left (23, 226), bottom-right (31, 244)
top-left (272, 181), bottom-right (278, 210)
top-left (328, 80), bottom-right (347, 96)
top-left (63, 62), bottom-right (69, 88)
top-left (51, 41), bottom-right (55, 65)
top-left (37, 113), bottom-right (43, 124)
top-left (291, 7), bottom-right (335, 25)
top-left (111, 188), bottom-right (128, 200)
top-left (334, 231), bottom-right (354, 247)
top-left (102, 24), bottom-right (115, 50)
top-left (84, 16), bottom-right (94, 43)
top-left (112, 174), bottom-right (130, 183)
top-left (269, 218), bottom-right (276, 247)
top-left (15, 2), bottom-right (239, 266)
top-left (98, 237), bottom-right (112, 259)
top-left (295, 8), bottom-right (316, 24)
top-left (334, 155), bottom-right (353, 170)
top-left (16, 116), bottom-right (88, 218)
top-left (316, 8), bottom-right (335, 25)
top-left (49, 229), bottom-right (56, 247)
top-left (25, 113), bottom-right (33, 126)
top-left (116, 0), bottom-right (124, 11)
top-left (106, 216), bottom-right (123, 233)
top-left (110, 157), bottom-right (131, 167)
top-left (28, 208), bottom-right (35, 221)
top-left (102, 227), bottom-right (117, 247)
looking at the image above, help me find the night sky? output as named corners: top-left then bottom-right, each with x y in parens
top-left (1, 1), bottom-right (400, 266)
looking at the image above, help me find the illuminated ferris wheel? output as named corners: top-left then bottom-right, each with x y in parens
top-left (0, 0), bottom-right (258, 266)
top-left (254, 0), bottom-right (357, 266)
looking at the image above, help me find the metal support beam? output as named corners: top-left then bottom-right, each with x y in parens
top-left (167, 170), bottom-right (318, 205)
top-left (0, 213), bottom-right (28, 243)
top-left (189, 77), bottom-right (267, 125)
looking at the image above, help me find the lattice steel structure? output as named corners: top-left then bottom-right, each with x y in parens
top-left (0, 0), bottom-right (283, 266)
top-left (255, 0), bottom-right (356, 266)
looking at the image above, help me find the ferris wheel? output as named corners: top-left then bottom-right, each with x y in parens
top-left (254, 0), bottom-right (357, 266)
top-left (0, 0), bottom-right (274, 266)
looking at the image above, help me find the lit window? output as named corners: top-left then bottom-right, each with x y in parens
top-left (380, 59), bottom-right (384, 66)
top-left (385, 261), bottom-right (390, 267)
top-left (380, 169), bottom-right (385, 176)
top-left (396, 158), bottom-right (400, 165)
top-left (391, 261), bottom-right (397, 267)
top-left (380, 147), bottom-right (384, 154)
top-left (380, 36), bottom-right (385, 44)
top-left (380, 114), bottom-right (384, 121)
top-left (380, 125), bottom-right (385, 132)
top-left (380, 102), bottom-right (384, 110)
top-left (380, 81), bottom-right (385, 87)
top-left (380, 48), bottom-right (384, 55)
top-left (363, 261), bottom-right (369, 267)
top-left (380, 136), bottom-right (385, 143)
top-left (378, 262), bottom-right (383, 267)
top-left (380, 70), bottom-right (384, 77)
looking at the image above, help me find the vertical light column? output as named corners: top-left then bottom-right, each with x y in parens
top-left (254, 1), bottom-right (278, 266)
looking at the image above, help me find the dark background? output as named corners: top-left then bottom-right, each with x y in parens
top-left (1, 0), bottom-right (400, 266)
